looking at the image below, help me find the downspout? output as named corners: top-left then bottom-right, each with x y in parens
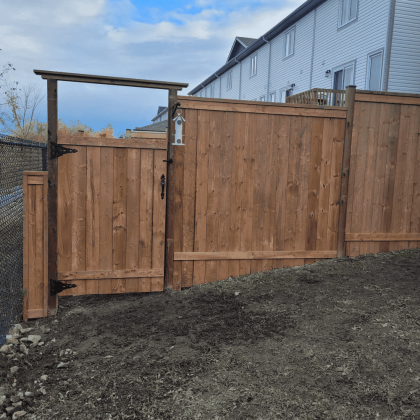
top-left (235, 58), bottom-right (242, 100)
top-left (309, 8), bottom-right (317, 89)
top-left (264, 37), bottom-right (271, 101)
top-left (384, 0), bottom-right (397, 91)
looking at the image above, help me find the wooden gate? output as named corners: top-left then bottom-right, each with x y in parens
top-left (168, 97), bottom-right (347, 288)
top-left (56, 132), bottom-right (167, 296)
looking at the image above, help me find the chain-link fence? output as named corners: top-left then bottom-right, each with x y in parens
top-left (0, 134), bottom-right (47, 345)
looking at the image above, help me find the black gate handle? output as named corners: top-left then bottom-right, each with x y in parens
top-left (161, 175), bottom-right (165, 199)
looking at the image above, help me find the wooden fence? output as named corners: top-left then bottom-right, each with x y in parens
top-left (56, 132), bottom-right (167, 296)
top-left (23, 172), bottom-right (48, 321)
top-left (22, 90), bottom-right (420, 310)
top-left (168, 97), bottom-right (347, 288)
top-left (344, 91), bottom-right (420, 256)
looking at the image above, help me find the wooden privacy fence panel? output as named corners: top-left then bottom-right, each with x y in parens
top-left (345, 91), bottom-right (420, 256)
top-left (23, 172), bottom-right (48, 321)
top-left (56, 134), bottom-right (167, 296)
top-left (171, 97), bottom-right (347, 288)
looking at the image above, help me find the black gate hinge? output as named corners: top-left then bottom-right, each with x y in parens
top-left (50, 279), bottom-right (77, 296)
top-left (51, 142), bottom-right (78, 159)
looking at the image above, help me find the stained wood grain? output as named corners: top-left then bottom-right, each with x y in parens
top-left (58, 135), bottom-right (167, 149)
top-left (181, 110), bottom-right (197, 287)
top-left (85, 147), bottom-right (101, 294)
top-left (58, 268), bottom-right (163, 280)
top-left (99, 148), bottom-right (114, 294)
top-left (152, 149), bottom-right (167, 292)
top-left (139, 149), bottom-right (154, 292)
top-left (174, 251), bottom-right (337, 260)
top-left (71, 146), bottom-right (87, 295)
top-left (193, 110), bottom-right (210, 284)
top-left (126, 149), bottom-right (141, 293)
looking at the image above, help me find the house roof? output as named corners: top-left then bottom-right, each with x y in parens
top-left (237, 37), bottom-right (257, 47)
top-left (152, 106), bottom-right (168, 122)
top-left (188, 0), bottom-right (327, 95)
top-left (226, 37), bottom-right (257, 62)
top-left (134, 120), bottom-right (167, 132)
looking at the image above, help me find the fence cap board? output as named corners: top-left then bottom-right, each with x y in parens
top-left (34, 70), bottom-right (189, 91)
top-left (355, 90), bottom-right (420, 105)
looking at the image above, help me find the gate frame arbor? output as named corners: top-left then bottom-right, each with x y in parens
top-left (33, 70), bottom-right (188, 315)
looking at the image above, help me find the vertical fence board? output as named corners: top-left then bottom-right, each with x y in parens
top-left (250, 115), bottom-right (268, 274)
top-left (86, 147), bottom-right (101, 294)
top-left (327, 118), bottom-right (345, 250)
top-left (112, 148), bottom-right (127, 293)
top-left (126, 149), bottom-right (141, 293)
top-left (151, 149), bottom-right (167, 291)
top-left (360, 102), bottom-right (381, 256)
top-left (206, 111), bottom-right (222, 282)
top-left (181, 110), bottom-right (198, 287)
top-left (217, 111), bottom-right (234, 281)
top-left (99, 148), bottom-right (114, 294)
top-left (371, 104), bottom-right (391, 255)
top-left (239, 113), bottom-right (254, 275)
top-left (390, 105), bottom-right (410, 252)
top-left (284, 116), bottom-right (301, 267)
top-left (139, 149), bottom-right (154, 292)
top-left (262, 114), bottom-right (277, 272)
top-left (193, 110), bottom-right (210, 284)
top-left (71, 146), bottom-right (87, 295)
top-left (23, 174), bottom-right (29, 321)
top-left (228, 112), bottom-right (245, 278)
top-left (306, 118), bottom-right (323, 251)
top-left (274, 115), bottom-right (291, 269)
top-left (409, 111), bottom-right (420, 249)
top-left (295, 117), bottom-right (312, 267)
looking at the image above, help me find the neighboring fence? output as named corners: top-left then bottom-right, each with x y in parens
top-left (287, 88), bottom-right (346, 107)
top-left (0, 135), bottom-right (47, 344)
top-left (169, 97), bottom-right (347, 288)
top-left (345, 91), bottom-right (420, 256)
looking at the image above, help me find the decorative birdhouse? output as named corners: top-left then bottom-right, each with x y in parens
top-left (172, 112), bottom-right (185, 146)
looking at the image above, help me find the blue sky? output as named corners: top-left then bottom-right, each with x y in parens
top-left (0, 0), bottom-right (305, 137)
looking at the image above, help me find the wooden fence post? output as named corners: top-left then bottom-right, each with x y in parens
top-left (164, 88), bottom-right (178, 289)
top-left (47, 79), bottom-right (58, 314)
top-left (337, 85), bottom-right (356, 257)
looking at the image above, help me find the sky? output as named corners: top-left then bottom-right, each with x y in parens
top-left (0, 0), bottom-right (305, 137)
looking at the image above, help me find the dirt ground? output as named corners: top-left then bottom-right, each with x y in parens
top-left (1, 249), bottom-right (420, 420)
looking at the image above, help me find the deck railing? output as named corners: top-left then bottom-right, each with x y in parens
top-left (286, 88), bottom-right (346, 107)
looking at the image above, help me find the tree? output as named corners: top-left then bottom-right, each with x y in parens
top-left (0, 59), bottom-right (45, 140)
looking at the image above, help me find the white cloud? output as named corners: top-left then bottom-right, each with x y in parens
top-left (0, 0), bottom-right (306, 134)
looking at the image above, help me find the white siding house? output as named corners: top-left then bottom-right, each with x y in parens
top-left (189, 0), bottom-right (420, 100)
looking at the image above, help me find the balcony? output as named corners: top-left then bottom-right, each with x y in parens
top-left (286, 88), bottom-right (346, 107)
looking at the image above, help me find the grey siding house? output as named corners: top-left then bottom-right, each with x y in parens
top-left (189, 0), bottom-right (420, 100)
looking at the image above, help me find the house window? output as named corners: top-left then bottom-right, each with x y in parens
top-left (250, 55), bottom-right (257, 77)
top-left (269, 92), bottom-right (276, 102)
top-left (339, 0), bottom-right (358, 27)
top-left (284, 28), bottom-right (295, 58)
top-left (333, 63), bottom-right (355, 90)
top-left (227, 72), bottom-right (232, 90)
top-left (366, 51), bottom-right (383, 91)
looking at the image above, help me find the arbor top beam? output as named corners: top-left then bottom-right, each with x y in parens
top-left (33, 70), bottom-right (189, 91)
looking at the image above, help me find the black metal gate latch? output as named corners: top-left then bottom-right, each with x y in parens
top-left (161, 175), bottom-right (165, 199)
top-left (50, 279), bottom-right (77, 296)
top-left (51, 142), bottom-right (78, 159)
